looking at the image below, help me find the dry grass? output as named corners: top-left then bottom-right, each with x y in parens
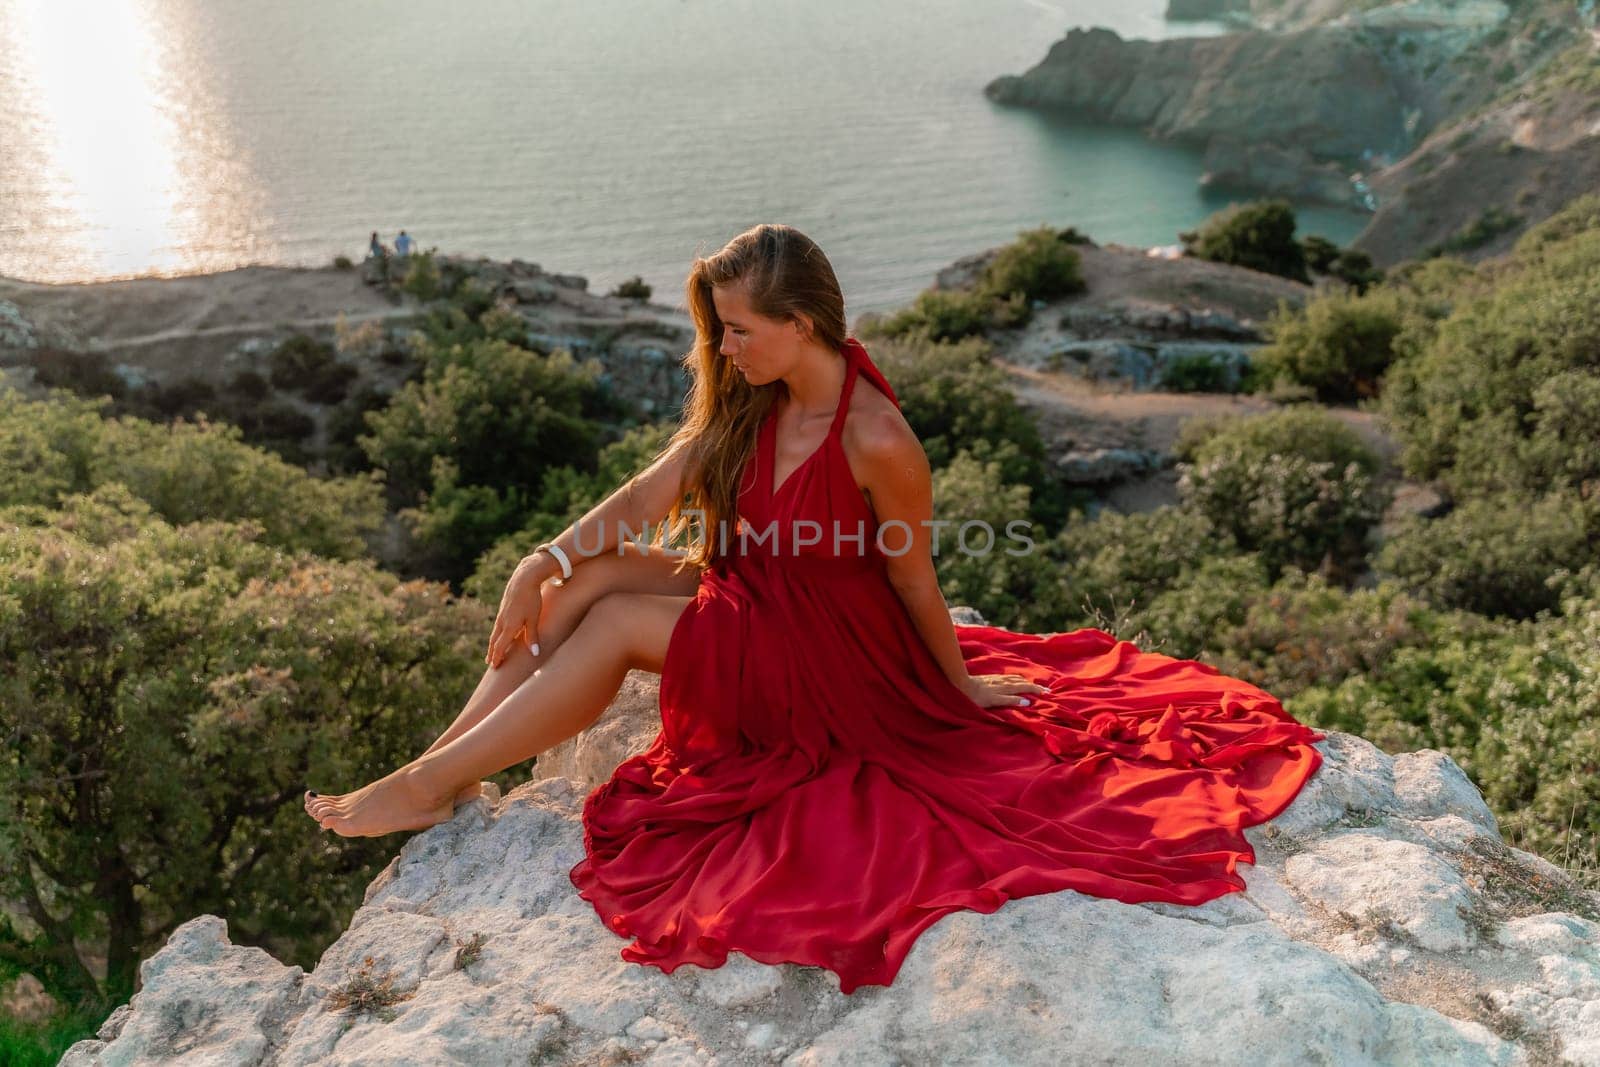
top-left (325, 955), bottom-right (415, 1023)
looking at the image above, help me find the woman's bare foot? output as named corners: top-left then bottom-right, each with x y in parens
top-left (302, 765), bottom-right (455, 838)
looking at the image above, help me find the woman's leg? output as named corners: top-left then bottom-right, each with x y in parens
top-left (416, 544), bottom-right (700, 803)
top-left (304, 589), bottom-right (693, 838)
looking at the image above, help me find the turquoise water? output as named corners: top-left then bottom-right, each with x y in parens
top-left (0, 0), bottom-right (1370, 314)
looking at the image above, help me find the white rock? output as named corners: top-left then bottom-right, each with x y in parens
top-left (1284, 833), bottom-right (1478, 951)
top-left (60, 696), bottom-right (1599, 1066)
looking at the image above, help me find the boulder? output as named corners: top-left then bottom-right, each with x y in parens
top-left (60, 620), bottom-right (1600, 1064)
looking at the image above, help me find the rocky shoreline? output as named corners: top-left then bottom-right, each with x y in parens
top-left (1, 230), bottom-right (1419, 534)
top-left (985, 1), bottom-right (1599, 263)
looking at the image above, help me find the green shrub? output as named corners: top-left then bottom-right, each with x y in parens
top-left (1425, 205), bottom-right (1523, 257)
top-left (333, 254), bottom-right (354, 270)
top-left (1159, 351), bottom-right (1239, 393)
top-left (1051, 505), bottom-right (1240, 633)
top-left (1173, 409), bottom-right (1384, 582)
top-left (1180, 199), bottom-right (1310, 282)
top-left (867, 333), bottom-right (1071, 529)
top-left (928, 449), bottom-right (1066, 631)
top-left (226, 369), bottom-right (270, 399)
top-left (360, 339), bottom-right (619, 579)
top-left (141, 375), bottom-right (218, 418)
top-left (1381, 228), bottom-right (1600, 498)
top-left (1512, 192), bottom-right (1600, 258)
top-left (0, 487), bottom-right (488, 1007)
top-left (26, 349), bottom-right (127, 400)
top-left (1179, 450), bottom-right (1383, 582)
top-left (0, 382), bottom-right (382, 559)
top-left (863, 226), bottom-right (1086, 341)
top-left (268, 335), bottom-right (359, 404)
top-left (1132, 554), bottom-right (1275, 659)
top-left (611, 275), bottom-right (652, 300)
top-left (1376, 490), bottom-right (1597, 620)
top-left (874, 288), bottom-right (993, 342)
top-left (1252, 287), bottom-right (1405, 402)
top-left (399, 249), bottom-right (443, 300)
top-left (1198, 571), bottom-right (1447, 700)
top-left (464, 422), bottom-right (676, 600)
top-left (1173, 406), bottom-right (1382, 474)
top-left (1302, 234), bottom-right (1341, 273)
top-left (981, 225), bottom-right (1087, 305)
top-left (1290, 577), bottom-right (1600, 888)
top-left (1329, 249), bottom-right (1385, 293)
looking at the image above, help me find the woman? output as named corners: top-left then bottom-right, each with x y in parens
top-left (304, 224), bottom-right (1325, 994)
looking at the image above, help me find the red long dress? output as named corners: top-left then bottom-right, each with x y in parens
top-left (569, 336), bottom-right (1325, 994)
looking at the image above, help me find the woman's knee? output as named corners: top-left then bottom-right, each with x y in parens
top-left (579, 591), bottom-right (686, 671)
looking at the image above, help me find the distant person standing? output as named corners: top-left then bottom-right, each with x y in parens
top-left (395, 230), bottom-right (414, 258)
top-left (368, 231), bottom-right (387, 260)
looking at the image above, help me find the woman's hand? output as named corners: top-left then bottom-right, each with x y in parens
top-left (960, 672), bottom-right (1050, 709)
top-left (485, 560), bottom-right (549, 669)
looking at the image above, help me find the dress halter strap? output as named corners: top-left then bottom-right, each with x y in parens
top-left (827, 350), bottom-right (861, 439)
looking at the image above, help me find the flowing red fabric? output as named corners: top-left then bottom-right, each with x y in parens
top-left (569, 336), bottom-right (1325, 994)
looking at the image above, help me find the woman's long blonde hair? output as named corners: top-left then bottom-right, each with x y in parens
top-left (657, 223), bottom-right (848, 572)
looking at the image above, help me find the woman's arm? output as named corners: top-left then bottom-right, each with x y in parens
top-left (853, 414), bottom-right (967, 686)
top-left (519, 441), bottom-right (692, 583)
top-left (853, 414), bottom-right (1046, 709)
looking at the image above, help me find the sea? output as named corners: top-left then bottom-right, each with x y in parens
top-left (0, 0), bottom-right (1371, 314)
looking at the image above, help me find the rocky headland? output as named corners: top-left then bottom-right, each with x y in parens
top-left (0, 257), bottom-right (696, 469)
top-left (59, 609), bottom-right (1600, 1066)
top-left (985, 1), bottom-right (1600, 263)
top-left (895, 236), bottom-right (1407, 520)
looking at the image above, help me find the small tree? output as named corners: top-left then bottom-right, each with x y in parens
top-left (1181, 200), bottom-right (1309, 282)
top-left (610, 276), bottom-right (652, 301)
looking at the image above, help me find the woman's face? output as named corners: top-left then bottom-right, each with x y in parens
top-left (711, 281), bottom-right (805, 386)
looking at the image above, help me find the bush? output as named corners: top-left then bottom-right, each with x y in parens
top-left (1512, 192), bottom-right (1600, 257)
top-left (333, 254), bottom-right (354, 270)
top-left (1376, 489), bottom-right (1597, 620)
top-left (1198, 571), bottom-right (1446, 701)
top-left (1173, 406), bottom-right (1382, 475)
top-left (399, 249), bottom-right (443, 300)
top-left (0, 487), bottom-right (489, 1007)
top-left (981, 225), bottom-right (1087, 306)
top-left (1424, 205), bottom-right (1523, 257)
top-left (1328, 249), bottom-right (1385, 293)
top-left (359, 338), bottom-right (620, 578)
top-left (1159, 350), bottom-right (1238, 393)
top-left (928, 449), bottom-right (1065, 631)
top-left (1173, 409), bottom-right (1385, 582)
top-left (863, 226), bottom-right (1085, 341)
top-left (464, 422), bottom-right (677, 600)
top-left (873, 288), bottom-right (993, 342)
top-left (268, 334), bottom-right (360, 405)
top-left (611, 275), bottom-right (652, 300)
top-left (867, 333), bottom-right (1071, 529)
top-left (0, 381), bottom-right (383, 559)
top-left (1289, 577), bottom-right (1600, 889)
top-left (1252, 287), bottom-right (1406, 402)
top-left (1380, 228), bottom-right (1600, 498)
top-left (1180, 199), bottom-right (1310, 283)
top-left (1301, 234), bottom-right (1341, 273)
top-left (1051, 505), bottom-right (1242, 637)
top-left (1179, 450), bottom-right (1383, 582)
top-left (26, 349), bottom-right (127, 400)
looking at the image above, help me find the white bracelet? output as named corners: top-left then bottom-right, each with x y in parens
top-left (535, 542), bottom-right (573, 584)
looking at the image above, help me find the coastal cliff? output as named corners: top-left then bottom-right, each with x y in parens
top-left (986, 1), bottom-right (1599, 262)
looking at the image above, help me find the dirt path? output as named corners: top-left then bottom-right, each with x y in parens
top-left (999, 359), bottom-right (1404, 513)
top-left (105, 308), bottom-right (415, 351)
